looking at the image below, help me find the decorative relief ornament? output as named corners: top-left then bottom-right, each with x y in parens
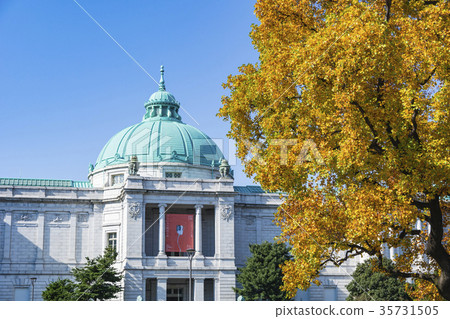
top-left (49, 213), bottom-right (69, 223)
top-left (16, 213), bottom-right (36, 222)
top-left (20, 214), bottom-right (31, 221)
top-left (128, 202), bottom-right (141, 219)
top-left (52, 215), bottom-right (63, 223)
top-left (220, 205), bottom-right (233, 221)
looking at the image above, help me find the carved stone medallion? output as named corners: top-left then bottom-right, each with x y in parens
top-left (128, 202), bottom-right (141, 219)
top-left (220, 205), bottom-right (233, 221)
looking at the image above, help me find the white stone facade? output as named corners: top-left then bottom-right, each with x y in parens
top-left (0, 174), bottom-right (253, 301)
top-left (0, 171), bottom-right (361, 301)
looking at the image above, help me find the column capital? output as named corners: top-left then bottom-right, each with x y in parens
top-left (194, 204), bottom-right (203, 210)
top-left (158, 203), bottom-right (167, 208)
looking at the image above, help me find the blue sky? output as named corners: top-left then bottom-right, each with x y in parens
top-left (0, 0), bottom-right (259, 185)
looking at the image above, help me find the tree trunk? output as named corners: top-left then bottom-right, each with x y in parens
top-left (426, 196), bottom-right (450, 300)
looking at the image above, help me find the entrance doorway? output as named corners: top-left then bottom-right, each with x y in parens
top-left (167, 279), bottom-right (192, 301)
top-left (145, 278), bottom-right (213, 301)
top-left (167, 287), bottom-right (184, 301)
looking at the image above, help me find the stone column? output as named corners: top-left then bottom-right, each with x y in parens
top-left (194, 204), bottom-right (203, 258)
top-left (389, 247), bottom-right (396, 260)
top-left (214, 278), bottom-right (220, 301)
top-left (3, 212), bottom-right (12, 267)
top-left (157, 204), bottom-right (167, 257)
top-left (382, 243), bottom-right (389, 258)
top-left (194, 278), bottom-right (204, 301)
top-left (256, 214), bottom-right (262, 244)
top-left (35, 212), bottom-right (45, 270)
top-left (156, 278), bottom-right (167, 301)
top-left (91, 204), bottom-right (103, 257)
top-left (416, 219), bottom-right (424, 262)
top-left (214, 204), bottom-right (220, 258)
top-left (68, 212), bottom-right (77, 263)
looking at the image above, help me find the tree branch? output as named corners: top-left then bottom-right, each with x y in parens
top-left (276, 10), bottom-right (317, 33)
top-left (411, 198), bottom-right (431, 210)
top-left (385, 0), bottom-right (392, 22)
top-left (374, 254), bottom-right (436, 284)
top-left (321, 242), bottom-right (378, 268)
top-left (419, 68), bottom-right (436, 86)
top-left (351, 101), bottom-right (379, 138)
top-left (286, 95), bottom-right (302, 101)
top-left (411, 198), bottom-right (432, 222)
top-left (390, 270), bottom-right (436, 282)
top-left (388, 224), bottom-right (422, 238)
top-left (320, 248), bottom-right (363, 267)
top-left (408, 106), bottom-right (421, 143)
top-left (399, 229), bottom-right (421, 239)
top-left (386, 122), bottom-right (400, 149)
top-left (351, 101), bottom-right (385, 154)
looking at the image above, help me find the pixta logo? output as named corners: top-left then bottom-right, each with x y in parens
top-left (243, 138), bottom-right (324, 166)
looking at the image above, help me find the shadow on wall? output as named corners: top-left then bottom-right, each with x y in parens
top-left (0, 211), bottom-right (92, 301)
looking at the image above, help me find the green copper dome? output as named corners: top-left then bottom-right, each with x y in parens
top-left (94, 66), bottom-right (224, 170)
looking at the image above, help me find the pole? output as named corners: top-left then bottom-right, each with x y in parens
top-left (186, 248), bottom-right (195, 301)
top-left (189, 256), bottom-right (192, 301)
top-left (30, 277), bottom-right (37, 301)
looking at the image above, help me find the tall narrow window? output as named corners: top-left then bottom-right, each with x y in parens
top-left (14, 287), bottom-right (30, 301)
top-left (324, 286), bottom-right (337, 301)
top-left (108, 232), bottom-right (117, 251)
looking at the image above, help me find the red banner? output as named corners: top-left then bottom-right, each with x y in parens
top-left (165, 214), bottom-right (194, 253)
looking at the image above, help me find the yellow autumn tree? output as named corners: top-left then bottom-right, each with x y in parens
top-left (219, 0), bottom-right (449, 300)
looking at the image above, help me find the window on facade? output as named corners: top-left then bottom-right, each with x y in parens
top-left (204, 279), bottom-right (215, 301)
top-left (14, 288), bottom-right (30, 301)
top-left (165, 172), bottom-right (182, 178)
top-left (324, 286), bottom-right (337, 301)
top-left (108, 232), bottom-right (117, 251)
top-left (111, 174), bottom-right (124, 185)
top-left (145, 278), bottom-right (157, 301)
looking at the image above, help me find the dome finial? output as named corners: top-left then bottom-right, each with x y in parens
top-left (159, 65), bottom-right (166, 91)
top-left (143, 66), bottom-right (182, 122)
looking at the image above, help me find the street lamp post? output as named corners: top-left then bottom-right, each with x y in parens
top-left (30, 277), bottom-right (37, 301)
top-left (186, 248), bottom-right (195, 301)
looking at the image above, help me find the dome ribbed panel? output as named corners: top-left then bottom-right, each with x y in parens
top-left (158, 121), bottom-right (186, 160)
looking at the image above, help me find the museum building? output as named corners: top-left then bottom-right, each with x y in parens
top-left (0, 67), bottom-right (359, 301)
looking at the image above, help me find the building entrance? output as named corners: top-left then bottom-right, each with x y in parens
top-left (145, 278), bottom-right (214, 301)
top-left (167, 287), bottom-right (184, 301)
top-left (167, 279), bottom-right (192, 301)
